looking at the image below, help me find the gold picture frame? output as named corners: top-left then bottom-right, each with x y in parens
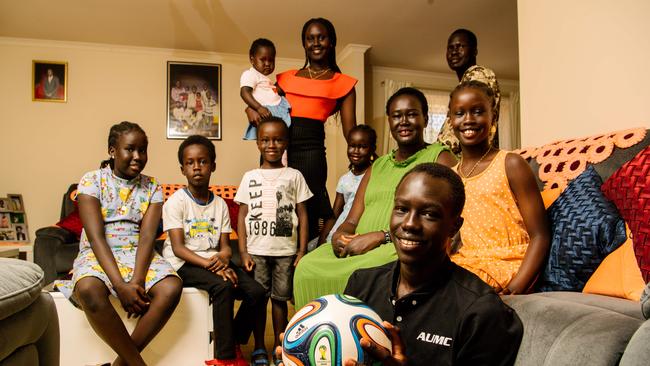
top-left (166, 61), bottom-right (222, 140)
top-left (32, 60), bottom-right (68, 102)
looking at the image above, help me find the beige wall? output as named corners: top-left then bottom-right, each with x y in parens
top-left (0, 37), bottom-right (362, 241)
top-left (518, 0), bottom-right (650, 147)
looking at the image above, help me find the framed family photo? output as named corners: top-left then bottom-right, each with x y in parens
top-left (32, 60), bottom-right (68, 102)
top-left (167, 61), bottom-right (222, 140)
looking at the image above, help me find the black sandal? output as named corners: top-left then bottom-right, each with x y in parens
top-left (251, 348), bottom-right (269, 365)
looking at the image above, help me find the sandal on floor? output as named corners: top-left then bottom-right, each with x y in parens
top-left (272, 355), bottom-right (283, 366)
top-left (251, 348), bottom-right (269, 366)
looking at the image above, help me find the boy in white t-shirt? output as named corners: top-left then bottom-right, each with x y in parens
top-left (163, 135), bottom-right (266, 366)
top-left (235, 118), bottom-right (311, 361)
top-left (240, 38), bottom-right (291, 141)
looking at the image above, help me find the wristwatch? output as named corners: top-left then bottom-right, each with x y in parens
top-left (382, 230), bottom-right (391, 244)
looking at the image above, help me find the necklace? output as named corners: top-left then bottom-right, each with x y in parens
top-left (458, 147), bottom-right (493, 179)
top-left (307, 67), bottom-right (330, 80)
top-left (259, 167), bottom-right (285, 183)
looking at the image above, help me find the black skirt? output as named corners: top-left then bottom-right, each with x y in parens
top-left (288, 117), bottom-right (334, 240)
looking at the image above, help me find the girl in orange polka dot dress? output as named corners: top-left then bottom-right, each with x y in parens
top-left (448, 80), bottom-right (550, 294)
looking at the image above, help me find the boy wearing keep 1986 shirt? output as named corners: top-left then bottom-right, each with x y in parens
top-left (235, 117), bottom-right (312, 360)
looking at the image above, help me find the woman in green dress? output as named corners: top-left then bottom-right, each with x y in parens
top-left (293, 87), bottom-right (456, 308)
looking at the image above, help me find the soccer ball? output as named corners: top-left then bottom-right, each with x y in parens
top-left (282, 294), bottom-right (392, 366)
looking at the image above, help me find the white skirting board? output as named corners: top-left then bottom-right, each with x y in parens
top-left (51, 288), bottom-right (212, 365)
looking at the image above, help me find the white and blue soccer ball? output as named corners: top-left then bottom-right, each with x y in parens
top-left (282, 294), bottom-right (392, 366)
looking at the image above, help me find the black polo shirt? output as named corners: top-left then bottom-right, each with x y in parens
top-left (344, 259), bottom-right (522, 366)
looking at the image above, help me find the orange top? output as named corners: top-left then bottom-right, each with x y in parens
top-left (451, 150), bottom-right (530, 290)
top-left (276, 70), bottom-right (357, 122)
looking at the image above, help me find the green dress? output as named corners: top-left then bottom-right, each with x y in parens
top-left (293, 143), bottom-right (449, 308)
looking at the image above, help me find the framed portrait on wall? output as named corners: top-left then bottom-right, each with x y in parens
top-left (32, 60), bottom-right (68, 102)
top-left (166, 61), bottom-right (222, 140)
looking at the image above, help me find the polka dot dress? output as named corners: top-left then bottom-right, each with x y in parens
top-left (451, 150), bottom-right (530, 290)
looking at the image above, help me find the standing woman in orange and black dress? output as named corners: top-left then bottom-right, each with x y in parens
top-left (249, 18), bottom-right (357, 241)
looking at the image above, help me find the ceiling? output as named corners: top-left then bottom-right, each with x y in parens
top-left (0, 0), bottom-right (519, 79)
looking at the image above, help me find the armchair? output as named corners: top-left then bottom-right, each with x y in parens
top-left (34, 184), bottom-right (79, 285)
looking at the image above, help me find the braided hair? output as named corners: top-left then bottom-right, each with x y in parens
top-left (100, 121), bottom-right (147, 169)
top-left (448, 80), bottom-right (497, 143)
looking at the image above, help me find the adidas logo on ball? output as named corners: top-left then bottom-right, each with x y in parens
top-left (282, 294), bottom-right (392, 366)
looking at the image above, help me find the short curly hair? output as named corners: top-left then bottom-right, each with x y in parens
top-left (177, 135), bottom-right (216, 165)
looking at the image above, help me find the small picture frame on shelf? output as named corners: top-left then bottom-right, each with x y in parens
top-left (0, 198), bottom-right (10, 213)
top-left (13, 224), bottom-right (28, 242)
top-left (7, 194), bottom-right (24, 212)
top-left (10, 213), bottom-right (25, 224)
top-left (0, 213), bottom-right (9, 229)
top-left (0, 193), bottom-right (28, 242)
top-left (0, 229), bottom-right (16, 241)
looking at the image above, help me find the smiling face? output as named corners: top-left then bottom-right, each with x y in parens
top-left (303, 22), bottom-right (333, 64)
top-left (347, 130), bottom-right (373, 170)
top-left (449, 87), bottom-right (495, 148)
top-left (257, 120), bottom-right (288, 165)
top-left (390, 173), bottom-right (462, 267)
top-left (181, 144), bottom-right (215, 189)
top-left (109, 131), bottom-right (148, 179)
top-left (250, 45), bottom-right (276, 76)
top-left (388, 94), bottom-right (428, 148)
top-left (446, 33), bottom-right (477, 72)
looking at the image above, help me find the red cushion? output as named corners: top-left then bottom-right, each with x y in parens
top-left (223, 198), bottom-right (239, 233)
top-left (56, 202), bottom-right (83, 239)
top-left (601, 145), bottom-right (650, 282)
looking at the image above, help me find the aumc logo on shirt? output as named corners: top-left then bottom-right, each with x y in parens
top-left (416, 332), bottom-right (453, 347)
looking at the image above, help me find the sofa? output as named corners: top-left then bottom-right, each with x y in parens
top-left (34, 184), bottom-right (239, 285)
top-left (501, 127), bottom-right (650, 365)
top-left (33, 129), bottom-right (650, 365)
top-left (0, 258), bottom-right (59, 365)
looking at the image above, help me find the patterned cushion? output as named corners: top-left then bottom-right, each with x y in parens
top-left (601, 145), bottom-right (650, 283)
top-left (160, 184), bottom-right (238, 200)
top-left (539, 166), bottom-right (627, 292)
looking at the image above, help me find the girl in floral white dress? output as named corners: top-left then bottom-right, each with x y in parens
top-left (55, 121), bottom-right (182, 366)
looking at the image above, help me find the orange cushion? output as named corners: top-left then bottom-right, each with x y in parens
top-left (540, 187), bottom-right (563, 209)
top-left (583, 225), bottom-right (645, 300)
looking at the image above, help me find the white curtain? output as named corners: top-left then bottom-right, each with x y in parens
top-left (498, 91), bottom-right (521, 150)
top-left (381, 79), bottom-right (412, 155)
top-left (421, 88), bottom-right (452, 144)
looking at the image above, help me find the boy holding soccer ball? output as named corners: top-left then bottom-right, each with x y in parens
top-left (276, 163), bottom-right (522, 365)
top-left (343, 163), bottom-right (522, 366)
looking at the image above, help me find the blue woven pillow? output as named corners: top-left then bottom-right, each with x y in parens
top-left (538, 166), bottom-right (627, 292)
